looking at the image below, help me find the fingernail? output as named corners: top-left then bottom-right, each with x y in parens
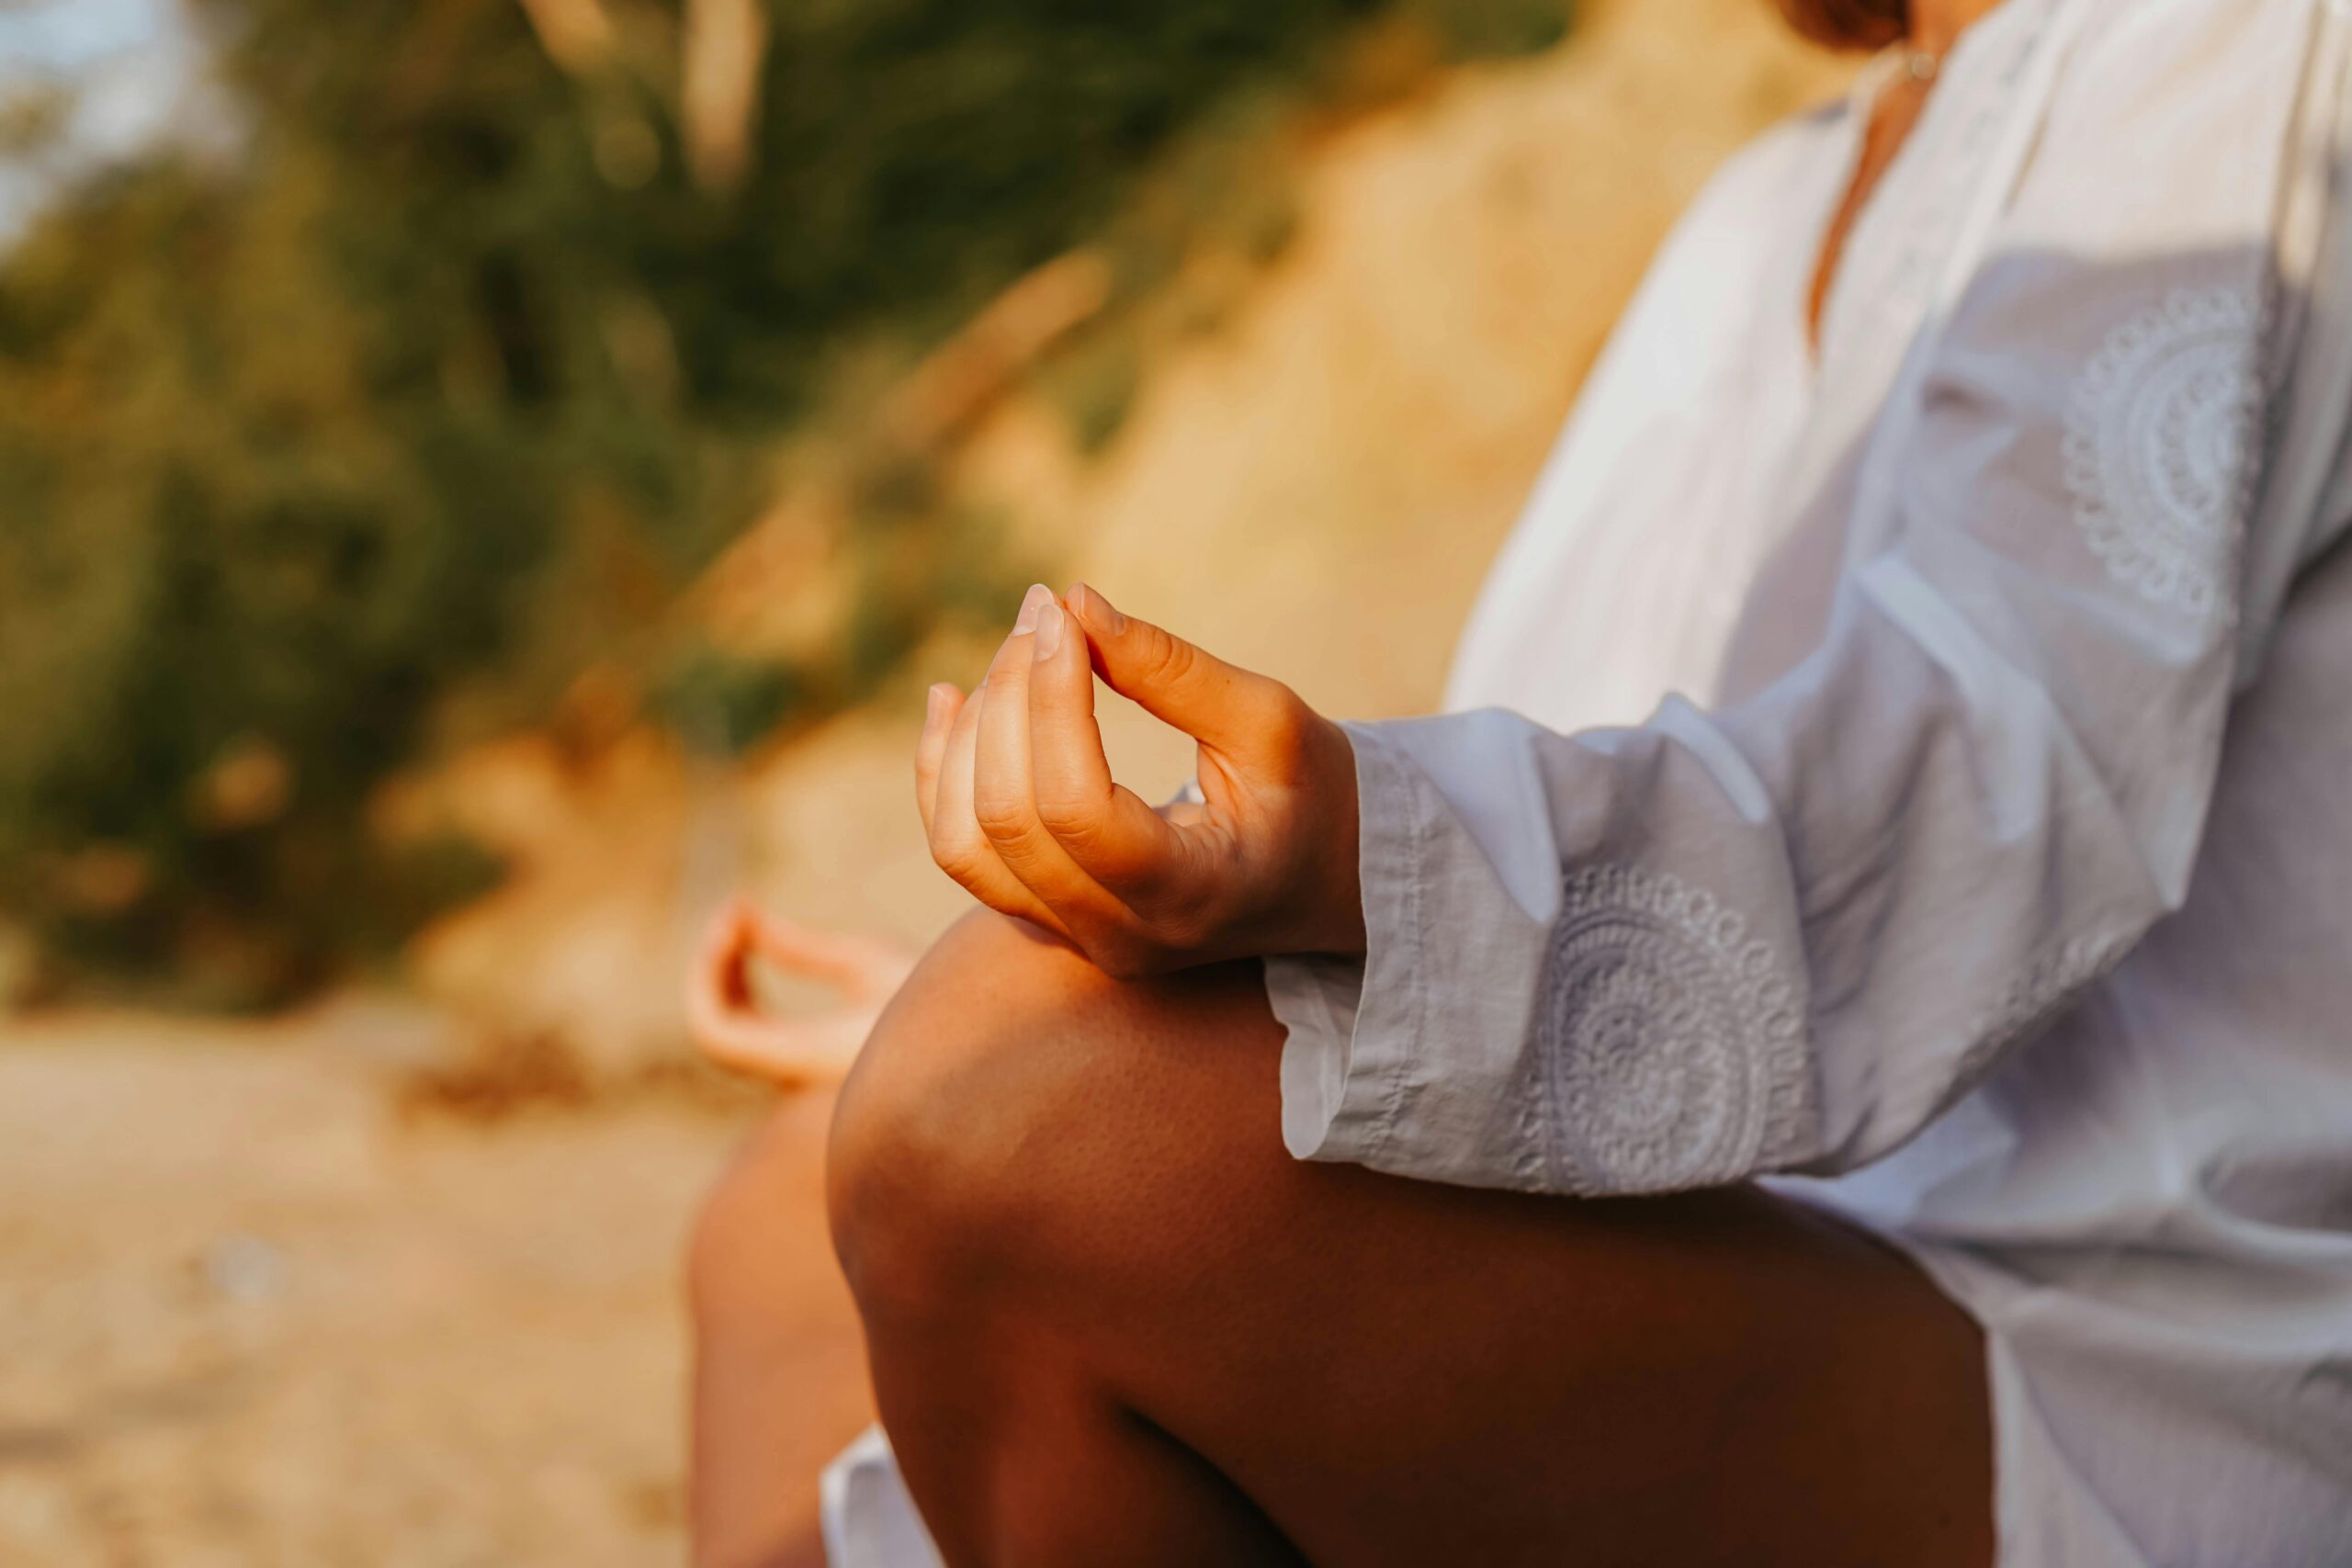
top-left (924, 683), bottom-right (953, 728)
top-left (1074, 582), bottom-right (1126, 633)
top-left (1035, 600), bottom-right (1065, 659)
top-left (1014, 582), bottom-right (1052, 634)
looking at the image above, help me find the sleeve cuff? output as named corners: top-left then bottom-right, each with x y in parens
top-left (1263, 722), bottom-right (1428, 1167)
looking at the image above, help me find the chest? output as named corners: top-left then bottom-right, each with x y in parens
top-left (1447, 2), bottom-right (2081, 726)
top-left (1808, 72), bottom-right (1939, 353)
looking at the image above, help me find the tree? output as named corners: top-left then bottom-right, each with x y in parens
top-left (0, 0), bottom-right (1566, 1002)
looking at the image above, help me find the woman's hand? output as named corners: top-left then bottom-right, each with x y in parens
top-left (917, 582), bottom-right (1364, 977)
top-left (685, 897), bottom-right (917, 1086)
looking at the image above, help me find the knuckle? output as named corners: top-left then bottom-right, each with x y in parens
top-left (1089, 942), bottom-right (1153, 981)
top-left (981, 659), bottom-right (1025, 700)
top-left (1033, 787), bottom-right (1103, 845)
top-left (969, 788), bottom-right (1031, 845)
top-left (1143, 879), bottom-right (1228, 946)
top-left (929, 823), bottom-right (985, 880)
top-left (1260, 679), bottom-right (1307, 728)
top-left (1151, 907), bottom-right (1212, 953)
top-left (1140, 627), bottom-right (1198, 688)
top-left (1063, 915), bottom-right (1150, 980)
top-left (1254, 687), bottom-right (1318, 772)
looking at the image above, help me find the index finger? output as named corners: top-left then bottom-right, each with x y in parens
top-left (1026, 593), bottom-right (1204, 900)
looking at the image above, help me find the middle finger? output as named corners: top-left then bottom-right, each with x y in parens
top-left (970, 608), bottom-right (1138, 939)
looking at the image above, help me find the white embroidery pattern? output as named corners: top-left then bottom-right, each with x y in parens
top-left (1956, 931), bottom-right (2132, 1089)
top-left (1538, 865), bottom-right (1813, 1194)
top-left (2063, 288), bottom-right (2264, 618)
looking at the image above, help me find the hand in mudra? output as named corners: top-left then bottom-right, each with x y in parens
top-left (919, 582), bottom-right (1365, 976)
top-left (685, 897), bottom-right (916, 1085)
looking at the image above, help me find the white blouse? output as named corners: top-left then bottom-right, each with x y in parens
top-left (824, 2), bottom-right (2352, 1562)
top-left (1264, 0), bottom-right (2352, 1561)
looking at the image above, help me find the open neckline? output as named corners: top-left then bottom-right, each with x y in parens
top-left (1803, 4), bottom-right (2024, 367)
top-left (1804, 51), bottom-right (1939, 362)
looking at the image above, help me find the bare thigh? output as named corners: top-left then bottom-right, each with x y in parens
top-left (827, 910), bottom-right (1995, 1568)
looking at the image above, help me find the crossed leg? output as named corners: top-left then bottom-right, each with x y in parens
top-left (689, 1084), bottom-right (879, 1568)
top-left (703, 908), bottom-right (1994, 1567)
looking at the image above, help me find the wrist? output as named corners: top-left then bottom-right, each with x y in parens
top-left (1302, 717), bottom-right (1367, 957)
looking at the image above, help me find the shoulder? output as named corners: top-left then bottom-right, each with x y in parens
top-left (2049, 0), bottom-right (2313, 126)
top-left (2010, 0), bottom-right (2321, 238)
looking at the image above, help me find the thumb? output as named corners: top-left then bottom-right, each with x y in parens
top-left (1066, 583), bottom-right (1295, 758)
top-left (741, 908), bottom-right (913, 998)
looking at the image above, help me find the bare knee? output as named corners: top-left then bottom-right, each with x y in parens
top-left (824, 908), bottom-right (1282, 1330)
top-left (825, 911), bottom-right (1110, 1315)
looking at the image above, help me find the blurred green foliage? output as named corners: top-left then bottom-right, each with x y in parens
top-left (0, 0), bottom-right (1570, 1003)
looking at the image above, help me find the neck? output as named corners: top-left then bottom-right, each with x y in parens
top-left (1907, 0), bottom-right (2006, 58)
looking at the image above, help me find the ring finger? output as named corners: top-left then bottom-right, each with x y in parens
top-left (926, 620), bottom-right (1069, 934)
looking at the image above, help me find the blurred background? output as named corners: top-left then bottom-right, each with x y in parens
top-left (0, 0), bottom-right (1847, 1560)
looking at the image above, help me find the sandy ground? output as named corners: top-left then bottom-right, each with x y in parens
top-left (0, 1006), bottom-right (865, 1567)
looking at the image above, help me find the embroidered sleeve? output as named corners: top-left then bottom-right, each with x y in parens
top-left (1535, 865), bottom-right (1813, 1193)
top-left (1272, 0), bottom-right (2320, 1195)
top-left (2063, 287), bottom-right (2267, 619)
